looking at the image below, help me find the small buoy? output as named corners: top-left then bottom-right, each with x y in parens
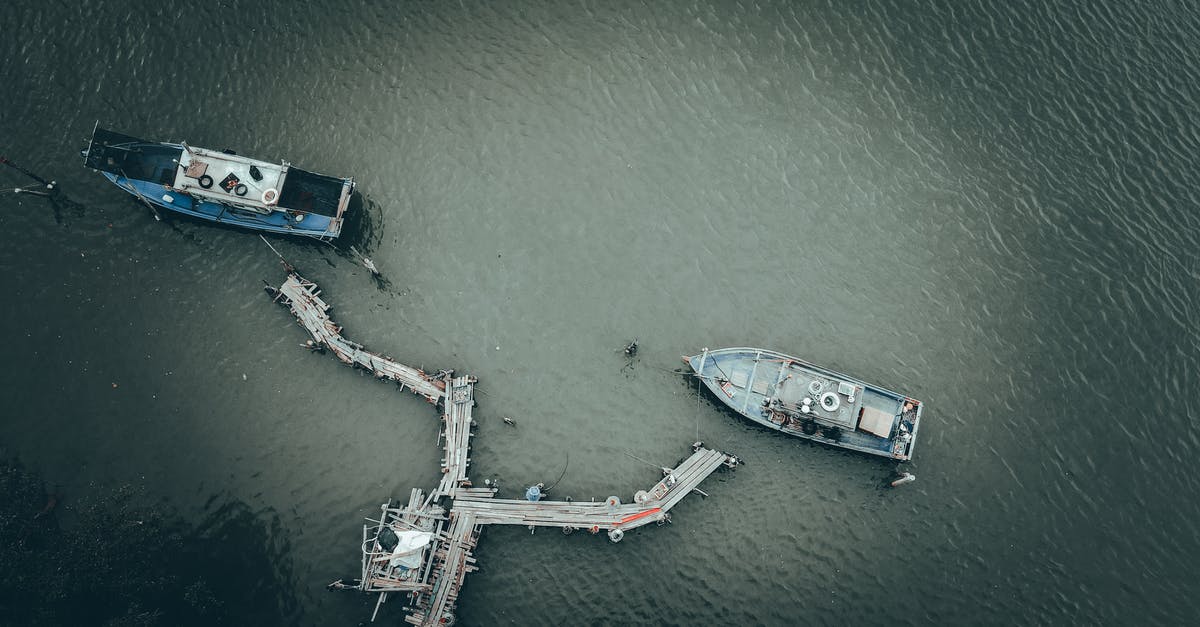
top-left (589, 525), bottom-right (600, 535)
top-left (608, 528), bottom-right (624, 543)
top-left (242, 373), bottom-right (247, 381)
top-left (261, 188), bottom-right (279, 205)
top-left (605, 495), bottom-right (621, 507)
top-left (633, 490), bottom-right (651, 504)
top-left (502, 417), bottom-right (516, 427)
top-left (890, 472), bottom-right (916, 488)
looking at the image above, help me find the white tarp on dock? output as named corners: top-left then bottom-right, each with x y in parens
top-left (389, 530), bottom-right (433, 569)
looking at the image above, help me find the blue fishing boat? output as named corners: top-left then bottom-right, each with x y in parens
top-left (82, 125), bottom-right (354, 240)
top-left (686, 347), bottom-right (923, 461)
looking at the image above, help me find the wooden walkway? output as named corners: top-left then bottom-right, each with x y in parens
top-left (267, 268), bottom-right (739, 626)
top-left (452, 447), bottom-right (733, 532)
top-left (402, 446), bottom-right (736, 627)
top-left (268, 271), bottom-right (447, 402)
top-left (267, 270), bottom-right (479, 503)
top-left (433, 375), bottom-right (477, 501)
top-left (405, 512), bottom-right (481, 626)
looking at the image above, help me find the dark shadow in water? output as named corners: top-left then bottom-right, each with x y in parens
top-left (334, 193), bottom-right (384, 255)
top-left (0, 456), bottom-right (297, 626)
top-left (262, 193), bottom-right (399, 293)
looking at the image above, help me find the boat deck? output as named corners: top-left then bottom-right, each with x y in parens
top-left (174, 146), bottom-right (285, 210)
top-left (690, 347), bottom-right (920, 460)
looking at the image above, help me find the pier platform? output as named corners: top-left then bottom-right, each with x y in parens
top-left (267, 269), bottom-right (738, 626)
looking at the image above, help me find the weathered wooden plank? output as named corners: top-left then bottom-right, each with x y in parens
top-left (274, 273), bottom-right (447, 402)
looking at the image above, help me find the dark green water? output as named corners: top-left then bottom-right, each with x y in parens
top-left (2, 0), bottom-right (1198, 624)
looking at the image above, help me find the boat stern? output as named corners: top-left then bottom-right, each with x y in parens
top-left (327, 177), bottom-right (355, 238)
top-left (889, 398), bottom-right (922, 461)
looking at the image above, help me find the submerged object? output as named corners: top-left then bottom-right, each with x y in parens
top-left (685, 347), bottom-right (923, 461)
top-left (82, 125), bottom-right (355, 240)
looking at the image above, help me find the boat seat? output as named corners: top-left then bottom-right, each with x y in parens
top-left (184, 161), bottom-right (208, 178)
top-left (858, 406), bottom-right (895, 438)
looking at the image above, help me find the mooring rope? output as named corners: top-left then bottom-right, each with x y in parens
top-left (0, 155), bottom-right (52, 186)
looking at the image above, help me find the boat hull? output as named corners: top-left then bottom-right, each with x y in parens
top-left (83, 126), bottom-right (353, 240)
top-left (686, 347), bottom-right (922, 461)
top-left (103, 172), bottom-right (343, 239)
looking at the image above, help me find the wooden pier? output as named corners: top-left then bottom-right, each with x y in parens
top-left (267, 270), bottom-right (447, 402)
top-left (452, 446), bottom-right (733, 532)
top-left (434, 375), bottom-right (477, 501)
top-left (267, 269), bottom-right (739, 626)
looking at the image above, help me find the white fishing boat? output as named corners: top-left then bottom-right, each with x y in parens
top-left (685, 347), bottom-right (923, 461)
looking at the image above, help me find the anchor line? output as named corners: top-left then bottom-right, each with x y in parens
top-left (544, 453), bottom-right (569, 492)
top-left (0, 155), bottom-right (52, 185)
top-left (259, 234), bottom-right (286, 261)
top-left (116, 169), bottom-right (161, 221)
top-left (623, 451), bottom-right (665, 472)
top-left (0, 183), bottom-right (50, 195)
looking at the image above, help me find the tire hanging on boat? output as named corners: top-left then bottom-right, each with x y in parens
top-left (801, 420), bottom-right (819, 436)
top-left (822, 426), bottom-right (842, 441)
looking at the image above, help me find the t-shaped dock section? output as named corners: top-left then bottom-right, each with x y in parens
top-left (267, 268), bottom-right (738, 626)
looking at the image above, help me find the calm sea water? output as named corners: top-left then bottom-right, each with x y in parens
top-left (2, 0), bottom-right (1198, 624)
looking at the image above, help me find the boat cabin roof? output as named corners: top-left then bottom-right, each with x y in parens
top-left (173, 146), bottom-right (287, 210)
